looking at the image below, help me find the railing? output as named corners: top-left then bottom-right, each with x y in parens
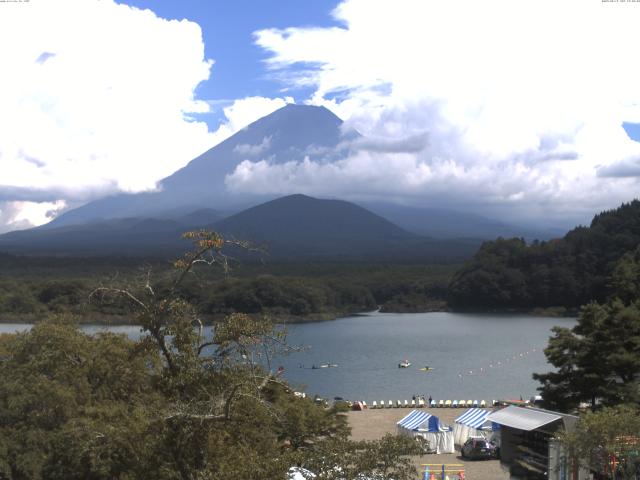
top-left (421, 463), bottom-right (465, 479)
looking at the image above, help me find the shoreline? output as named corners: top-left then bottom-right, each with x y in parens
top-left (0, 304), bottom-right (577, 326)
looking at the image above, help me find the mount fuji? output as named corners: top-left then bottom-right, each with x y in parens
top-left (0, 105), bottom-right (555, 259)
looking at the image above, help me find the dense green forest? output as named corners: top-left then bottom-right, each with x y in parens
top-left (529, 229), bottom-right (640, 478)
top-left (0, 232), bottom-right (424, 479)
top-left (448, 200), bottom-right (640, 311)
top-left (4, 200), bottom-right (640, 322)
top-left (0, 254), bottom-right (455, 323)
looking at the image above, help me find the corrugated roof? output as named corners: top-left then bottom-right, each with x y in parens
top-left (486, 406), bottom-right (562, 431)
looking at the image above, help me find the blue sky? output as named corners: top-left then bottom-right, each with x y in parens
top-left (624, 122), bottom-right (640, 142)
top-left (120, 0), bottom-right (341, 128)
top-left (2, 0), bottom-right (640, 232)
top-left (125, 0), bottom-right (640, 142)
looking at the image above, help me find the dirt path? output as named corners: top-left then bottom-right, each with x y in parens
top-left (345, 407), bottom-right (510, 480)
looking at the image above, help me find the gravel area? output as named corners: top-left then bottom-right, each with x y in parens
top-left (345, 407), bottom-right (510, 480)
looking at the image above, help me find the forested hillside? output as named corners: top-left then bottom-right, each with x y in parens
top-left (448, 200), bottom-right (640, 310)
top-left (0, 255), bottom-right (454, 323)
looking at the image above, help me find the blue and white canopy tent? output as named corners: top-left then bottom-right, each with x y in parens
top-left (396, 410), bottom-right (454, 454)
top-left (453, 408), bottom-right (500, 447)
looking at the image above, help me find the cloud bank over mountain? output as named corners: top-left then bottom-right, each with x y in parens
top-left (249, 0), bottom-right (640, 226)
top-left (0, 0), bottom-right (290, 232)
top-left (3, 0), bottom-right (640, 232)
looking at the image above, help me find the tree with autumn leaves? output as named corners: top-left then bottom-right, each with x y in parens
top-left (0, 230), bottom-right (422, 480)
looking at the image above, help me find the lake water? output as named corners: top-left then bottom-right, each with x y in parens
top-left (0, 311), bottom-right (575, 404)
top-left (278, 311), bottom-right (575, 403)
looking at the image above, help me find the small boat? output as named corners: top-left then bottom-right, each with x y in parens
top-left (314, 363), bottom-right (338, 369)
top-left (418, 366), bottom-right (434, 371)
top-left (398, 360), bottom-right (411, 368)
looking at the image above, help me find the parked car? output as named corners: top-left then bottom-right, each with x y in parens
top-left (461, 437), bottom-right (498, 460)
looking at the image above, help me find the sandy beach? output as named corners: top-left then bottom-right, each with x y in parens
top-left (346, 407), bottom-right (510, 480)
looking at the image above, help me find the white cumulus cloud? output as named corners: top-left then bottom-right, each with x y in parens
top-left (251, 0), bottom-right (640, 226)
top-left (0, 0), bottom-right (293, 232)
top-left (0, 200), bottom-right (67, 234)
top-left (0, 0), bottom-right (213, 229)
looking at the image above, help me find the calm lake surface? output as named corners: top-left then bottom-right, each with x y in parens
top-left (0, 312), bottom-right (575, 403)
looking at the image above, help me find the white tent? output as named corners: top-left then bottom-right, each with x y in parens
top-left (396, 410), bottom-right (454, 454)
top-left (453, 408), bottom-right (500, 447)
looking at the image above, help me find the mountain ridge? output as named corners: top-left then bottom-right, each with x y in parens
top-left (0, 194), bottom-right (481, 261)
top-left (16, 104), bottom-right (555, 247)
top-left (46, 104), bottom-right (349, 228)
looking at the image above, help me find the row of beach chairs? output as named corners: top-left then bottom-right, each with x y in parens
top-left (370, 399), bottom-right (489, 409)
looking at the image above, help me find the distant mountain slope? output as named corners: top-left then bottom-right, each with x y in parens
top-left (0, 219), bottom-right (181, 256)
top-left (177, 208), bottom-right (222, 227)
top-left (41, 102), bottom-right (547, 242)
top-left (0, 210), bottom-right (221, 256)
top-left (361, 202), bottom-right (562, 240)
top-left (0, 195), bottom-right (480, 261)
top-left (47, 104), bottom-right (351, 228)
top-left (211, 194), bottom-right (480, 261)
top-left (448, 200), bottom-right (640, 310)
top-left (214, 194), bottom-right (411, 241)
